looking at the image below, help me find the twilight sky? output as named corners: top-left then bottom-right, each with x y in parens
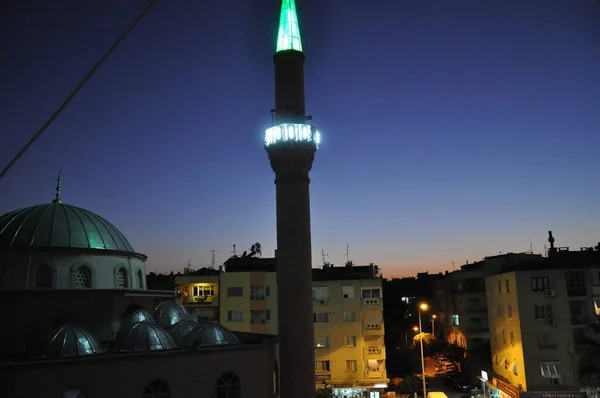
top-left (1, 0), bottom-right (599, 277)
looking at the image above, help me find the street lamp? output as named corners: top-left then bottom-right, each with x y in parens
top-left (431, 314), bottom-right (437, 335)
top-left (404, 326), bottom-right (419, 346)
top-left (419, 303), bottom-right (428, 397)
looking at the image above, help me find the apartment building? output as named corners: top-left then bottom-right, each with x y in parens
top-left (175, 269), bottom-right (219, 322)
top-left (174, 252), bottom-right (388, 395)
top-left (486, 237), bottom-right (600, 395)
top-left (440, 253), bottom-right (544, 351)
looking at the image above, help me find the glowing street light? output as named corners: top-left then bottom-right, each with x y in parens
top-left (418, 303), bottom-right (428, 397)
top-left (404, 326), bottom-right (419, 346)
top-left (432, 314), bottom-right (437, 335)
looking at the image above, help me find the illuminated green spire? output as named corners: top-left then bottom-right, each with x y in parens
top-left (276, 0), bottom-right (303, 53)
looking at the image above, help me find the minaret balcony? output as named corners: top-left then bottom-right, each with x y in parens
top-left (265, 123), bottom-right (320, 148)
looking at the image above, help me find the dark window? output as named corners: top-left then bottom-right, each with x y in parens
top-left (505, 279), bottom-right (510, 293)
top-left (565, 271), bottom-right (586, 297)
top-left (217, 372), bottom-right (240, 398)
top-left (534, 305), bottom-right (553, 320)
top-left (137, 269), bottom-right (144, 289)
top-left (35, 264), bottom-right (53, 288)
top-left (227, 287), bottom-right (243, 297)
top-left (117, 267), bottom-right (128, 288)
top-left (498, 280), bottom-right (502, 294)
top-left (531, 277), bottom-right (550, 291)
top-left (75, 266), bottom-right (92, 288)
top-left (143, 379), bottom-right (170, 398)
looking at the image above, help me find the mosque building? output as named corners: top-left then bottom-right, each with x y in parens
top-left (0, 174), bottom-right (278, 398)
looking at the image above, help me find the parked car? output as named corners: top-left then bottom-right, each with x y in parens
top-left (453, 377), bottom-right (473, 393)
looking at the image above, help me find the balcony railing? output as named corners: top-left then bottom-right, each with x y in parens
top-left (362, 298), bottom-right (381, 306)
top-left (183, 295), bottom-right (217, 304)
top-left (366, 346), bottom-right (383, 355)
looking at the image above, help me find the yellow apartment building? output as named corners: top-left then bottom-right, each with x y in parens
top-left (486, 245), bottom-right (599, 395)
top-left (174, 254), bottom-right (388, 395)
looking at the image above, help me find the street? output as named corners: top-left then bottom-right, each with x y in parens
top-left (422, 357), bottom-right (479, 398)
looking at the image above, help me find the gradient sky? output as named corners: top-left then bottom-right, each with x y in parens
top-left (1, 0), bottom-right (599, 277)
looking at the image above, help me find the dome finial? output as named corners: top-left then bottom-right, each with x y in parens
top-left (52, 170), bottom-right (62, 204)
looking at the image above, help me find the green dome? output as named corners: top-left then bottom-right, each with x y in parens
top-left (0, 203), bottom-right (136, 253)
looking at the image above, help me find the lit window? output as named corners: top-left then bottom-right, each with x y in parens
top-left (451, 314), bottom-right (459, 326)
top-left (314, 336), bottom-right (329, 348)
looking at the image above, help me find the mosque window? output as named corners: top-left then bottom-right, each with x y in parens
top-left (117, 267), bottom-right (128, 288)
top-left (75, 266), bottom-right (92, 288)
top-left (35, 264), bottom-right (53, 288)
top-left (143, 379), bottom-right (170, 398)
top-left (138, 269), bottom-right (144, 289)
top-left (217, 372), bottom-right (240, 398)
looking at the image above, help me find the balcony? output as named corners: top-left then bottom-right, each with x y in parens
top-left (183, 295), bottom-right (217, 305)
top-left (364, 323), bottom-right (384, 336)
top-left (365, 346), bottom-right (384, 357)
top-left (362, 297), bottom-right (382, 306)
top-left (364, 370), bottom-right (386, 379)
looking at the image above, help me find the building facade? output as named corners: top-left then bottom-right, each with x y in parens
top-left (486, 241), bottom-right (600, 394)
top-left (175, 255), bottom-right (389, 395)
top-left (440, 253), bottom-right (544, 351)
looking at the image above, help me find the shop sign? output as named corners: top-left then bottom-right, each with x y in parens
top-left (520, 393), bottom-right (587, 398)
top-left (315, 374), bottom-right (331, 381)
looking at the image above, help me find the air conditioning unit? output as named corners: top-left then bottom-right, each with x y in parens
top-left (546, 319), bottom-right (556, 326)
top-left (545, 289), bottom-right (556, 297)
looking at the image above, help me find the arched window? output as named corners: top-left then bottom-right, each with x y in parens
top-left (137, 269), bottom-right (144, 289)
top-left (35, 264), bottom-right (53, 288)
top-left (143, 379), bottom-right (170, 398)
top-left (75, 266), bottom-right (92, 288)
top-left (63, 388), bottom-right (86, 398)
top-left (117, 267), bottom-right (128, 288)
top-left (217, 372), bottom-right (240, 398)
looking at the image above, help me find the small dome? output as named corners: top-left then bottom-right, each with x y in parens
top-left (44, 324), bottom-right (103, 359)
top-left (166, 319), bottom-right (198, 344)
top-left (0, 203), bottom-right (142, 255)
top-left (117, 321), bottom-right (177, 352)
top-left (118, 308), bottom-right (154, 335)
top-left (181, 322), bottom-right (239, 348)
top-left (153, 301), bottom-right (192, 328)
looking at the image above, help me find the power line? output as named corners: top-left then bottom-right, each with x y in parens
top-left (0, 0), bottom-right (159, 182)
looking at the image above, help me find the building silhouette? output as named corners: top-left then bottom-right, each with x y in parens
top-left (264, 0), bottom-right (321, 397)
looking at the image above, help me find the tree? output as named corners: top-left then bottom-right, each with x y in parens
top-left (446, 342), bottom-right (466, 364)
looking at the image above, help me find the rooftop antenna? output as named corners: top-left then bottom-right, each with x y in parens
top-left (345, 243), bottom-right (350, 263)
top-left (321, 249), bottom-right (328, 266)
top-left (52, 170), bottom-right (62, 204)
top-left (210, 250), bottom-right (220, 269)
top-left (231, 244), bottom-right (237, 256)
top-left (529, 243), bottom-right (533, 254)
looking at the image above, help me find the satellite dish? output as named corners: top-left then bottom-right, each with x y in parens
top-left (255, 242), bottom-right (262, 254)
top-left (250, 244), bottom-right (256, 252)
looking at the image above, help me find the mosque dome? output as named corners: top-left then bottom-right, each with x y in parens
top-left (166, 319), bottom-right (198, 344)
top-left (44, 324), bottom-right (103, 359)
top-left (153, 301), bottom-right (192, 328)
top-left (0, 202), bottom-right (140, 255)
top-left (117, 321), bottom-right (177, 352)
top-left (181, 322), bottom-right (239, 348)
top-left (118, 308), bottom-right (154, 335)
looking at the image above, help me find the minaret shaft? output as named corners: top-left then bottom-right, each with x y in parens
top-left (274, 51), bottom-right (306, 124)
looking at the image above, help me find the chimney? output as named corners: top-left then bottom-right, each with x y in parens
top-left (218, 265), bottom-right (223, 272)
top-left (548, 231), bottom-right (555, 250)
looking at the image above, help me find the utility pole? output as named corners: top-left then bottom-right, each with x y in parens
top-left (321, 249), bottom-right (328, 266)
top-left (345, 243), bottom-right (350, 263)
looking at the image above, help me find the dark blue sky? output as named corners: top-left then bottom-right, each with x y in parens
top-left (1, 0), bottom-right (599, 276)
